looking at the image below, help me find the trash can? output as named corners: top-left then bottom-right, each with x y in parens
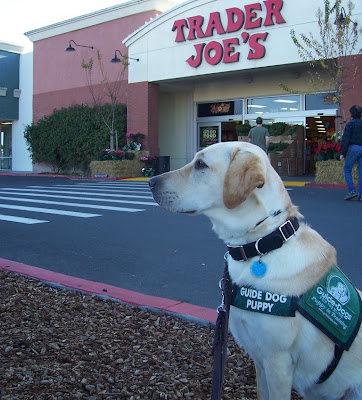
top-left (156, 156), bottom-right (170, 175)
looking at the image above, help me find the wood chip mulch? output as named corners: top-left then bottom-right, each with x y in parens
top-left (0, 269), bottom-right (303, 399)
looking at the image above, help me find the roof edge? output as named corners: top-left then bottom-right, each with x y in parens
top-left (0, 41), bottom-right (24, 54)
top-left (24, 0), bottom-right (182, 43)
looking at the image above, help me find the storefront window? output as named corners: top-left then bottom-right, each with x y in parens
top-left (305, 93), bottom-right (338, 110)
top-left (247, 95), bottom-right (301, 114)
top-left (198, 100), bottom-right (243, 117)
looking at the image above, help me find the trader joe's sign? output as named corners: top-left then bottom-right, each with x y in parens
top-left (172, 0), bottom-right (286, 67)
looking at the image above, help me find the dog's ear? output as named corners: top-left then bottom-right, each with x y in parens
top-left (223, 149), bottom-right (265, 209)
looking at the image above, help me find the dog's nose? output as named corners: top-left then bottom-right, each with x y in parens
top-left (148, 175), bottom-right (159, 189)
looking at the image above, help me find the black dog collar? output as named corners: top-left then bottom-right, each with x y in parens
top-left (227, 218), bottom-right (299, 261)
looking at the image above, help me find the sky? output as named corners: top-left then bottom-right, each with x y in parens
top-left (1, 0), bottom-right (130, 51)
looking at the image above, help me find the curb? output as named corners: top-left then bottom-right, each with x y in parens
top-left (0, 171), bottom-right (354, 188)
top-left (0, 173), bottom-right (150, 182)
top-left (0, 258), bottom-right (217, 325)
top-left (0, 172), bottom-right (317, 186)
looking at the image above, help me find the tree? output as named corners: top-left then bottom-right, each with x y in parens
top-left (281, 0), bottom-right (361, 129)
top-left (82, 50), bottom-right (129, 150)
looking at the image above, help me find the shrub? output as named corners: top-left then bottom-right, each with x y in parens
top-left (24, 104), bottom-right (127, 173)
top-left (268, 142), bottom-right (290, 153)
top-left (268, 122), bottom-right (287, 136)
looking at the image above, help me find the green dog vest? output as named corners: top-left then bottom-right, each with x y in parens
top-left (232, 266), bottom-right (361, 351)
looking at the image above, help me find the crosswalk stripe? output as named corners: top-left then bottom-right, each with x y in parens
top-left (0, 196), bottom-right (144, 212)
top-left (28, 185), bottom-right (151, 194)
top-left (89, 181), bottom-right (149, 186)
top-left (0, 204), bottom-right (101, 218)
top-left (53, 184), bottom-right (150, 191)
top-left (0, 191), bottom-right (157, 206)
top-left (0, 214), bottom-right (47, 224)
top-left (0, 188), bottom-right (153, 200)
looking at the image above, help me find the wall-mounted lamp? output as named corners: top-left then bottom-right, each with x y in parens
top-left (334, 7), bottom-right (357, 26)
top-left (65, 40), bottom-right (94, 51)
top-left (110, 49), bottom-right (139, 63)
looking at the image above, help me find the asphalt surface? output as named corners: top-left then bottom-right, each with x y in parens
top-left (0, 174), bottom-right (361, 312)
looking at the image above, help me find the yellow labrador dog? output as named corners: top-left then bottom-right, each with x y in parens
top-left (149, 142), bottom-right (362, 400)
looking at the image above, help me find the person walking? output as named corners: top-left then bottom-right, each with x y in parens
top-left (340, 105), bottom-right (362, 201)
top-left (248, 117), bottom-right (270, 152)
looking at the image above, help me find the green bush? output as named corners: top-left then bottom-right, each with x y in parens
top-left (268, 122), bottom-right (287, 136)
top-left (24, 104), bottom-right (127, 173)
top-left (268, 142), bottom-right (290, 153)
top-left (236, 122), bottom-right (252, 136)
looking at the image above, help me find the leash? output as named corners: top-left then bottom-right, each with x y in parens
top-left (211, 262), bottom-right (233, 400)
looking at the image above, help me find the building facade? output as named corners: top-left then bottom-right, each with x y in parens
top-left (7, 0), bottom-right (362, 174)
top-left (0, 42), bottom-right (33, 171)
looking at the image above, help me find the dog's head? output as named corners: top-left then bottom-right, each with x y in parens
top-left (149, 142), bottom-right (284, 214)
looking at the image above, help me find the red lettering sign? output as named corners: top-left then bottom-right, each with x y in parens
top-left (173, 0), bottom-right (286, 67)
top-left (244, 3), bottom-right (262, 29)
top-left (205, 12), bottom-right (225, 37)
top-left (226, 8), bottom-right (245, 33)
top-left (247, 32), bottom-right (269, 59)
top-left (264, 0), bottom-right (286, 26)
top-left (187, 15), bottom-right (205, 40)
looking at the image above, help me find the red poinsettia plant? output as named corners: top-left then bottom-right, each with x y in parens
top-left (140, 155), bottom-right (157, 167)
top-left (98, 149), bottom-right (125, 161)
top-left (310, 142), bottom-right (341, 161)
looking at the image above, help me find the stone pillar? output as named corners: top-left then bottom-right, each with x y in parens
top-left (127, 82), bottom-right (160, 156)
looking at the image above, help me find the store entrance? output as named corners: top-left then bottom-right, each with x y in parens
top-left (305, 115), bottom-right (337, 174)
top-left (0, 126), bottom-right (12, 170)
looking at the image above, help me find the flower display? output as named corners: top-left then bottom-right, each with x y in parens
top-left (140, 155), bottom-right (157, 177)
top-left (308, 141), bottom-right (341, 161)
top-left (123, 132), bottom-right (146, 151)
top-left (98, 149), bottom-right (125, 161)
top-left (140, 155), bottom-right (157, 165)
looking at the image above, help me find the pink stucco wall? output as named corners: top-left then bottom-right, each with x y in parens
top-left (32, 11), bottom-right (158, 122)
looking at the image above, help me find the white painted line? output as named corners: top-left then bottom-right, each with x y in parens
top-left (1, 188), bottom-right (153, 200)
top-left (89, 181), bottom-right (149, 186)
top-left (53, 183), bottom-right (149, 190)
top-left (0, 191), bottom-right (157, 206)
top-left (29, 185), bottom-right (151, 194)
top-left (0, 196), bottom-right (144, 212)
top-left (0, 214), bottom-right (47, 224)
top-left (0, 204), bottom-right (101, 218)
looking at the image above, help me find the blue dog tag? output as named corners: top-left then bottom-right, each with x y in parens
top-left (251, 261), bottom-right (267, 277)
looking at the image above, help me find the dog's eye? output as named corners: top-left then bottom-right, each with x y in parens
top-left (195, 159), bottom-right (208, 170)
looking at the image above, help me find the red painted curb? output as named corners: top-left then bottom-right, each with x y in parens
top-left (0, 258), bottom-right (217, 324)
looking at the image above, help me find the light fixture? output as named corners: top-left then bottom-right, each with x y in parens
top-left (274, 99), bottom-right (297, 103)
top-left (248, 105), bottom-right (267, 108)
top-left (334, 7), bottom-right (357, 25)
top-left (65, 40), bottom-right (94, 51)
top-left (110, 49), bottom-right (139, 63)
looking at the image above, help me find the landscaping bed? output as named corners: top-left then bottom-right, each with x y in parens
top-left (0, 269), bottom-right (303, 400)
